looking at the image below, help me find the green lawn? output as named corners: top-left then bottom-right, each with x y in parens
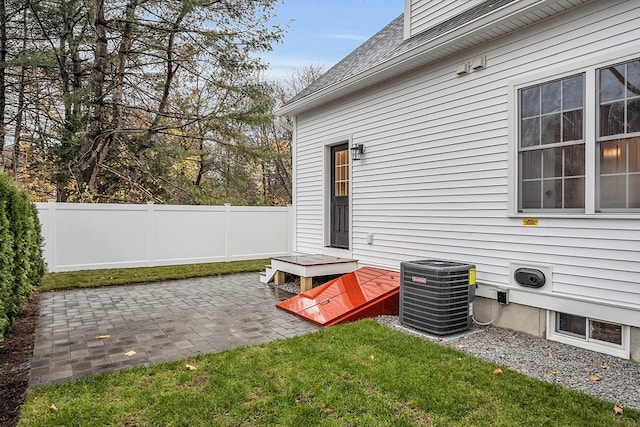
top-left (19, 320), bottom-right (639, 427)
top-left (39, 259), bottom-right (269, 291)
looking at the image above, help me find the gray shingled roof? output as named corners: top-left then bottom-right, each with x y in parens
top-left (286, 0), bottom-right (515, 105)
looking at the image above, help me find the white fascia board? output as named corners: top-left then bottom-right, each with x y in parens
top-left (277, 0), bottom-right (583, 117)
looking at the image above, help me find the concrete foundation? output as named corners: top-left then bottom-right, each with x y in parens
top-left (631, 327), bottom-right (640, 363)
top-left (473, 297), bottom-right (546, 337)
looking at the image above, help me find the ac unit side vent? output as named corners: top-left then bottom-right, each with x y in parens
top-left (400, 259), bottom-right (476, 336)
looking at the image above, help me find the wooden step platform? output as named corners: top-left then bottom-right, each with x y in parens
top-left (260, 254), bottom-right (358, 292)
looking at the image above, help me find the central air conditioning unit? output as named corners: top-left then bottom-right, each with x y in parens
top-left (400, 259), bottom-right (476, 336)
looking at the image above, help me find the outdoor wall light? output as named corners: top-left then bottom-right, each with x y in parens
top-left (350, 144), bottom-right (365, 161)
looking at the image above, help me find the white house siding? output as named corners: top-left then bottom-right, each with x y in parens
top-left (294, 0), bottom-right (640, 325)
top-left (405, 0), bottom-right (485, 39)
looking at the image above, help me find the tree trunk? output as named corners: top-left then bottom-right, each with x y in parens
top-left (79, 0), bottom-right (109, 196)
top-left (143, 2), bottom-right (189, 145)
top-left (12, 3), bottom-right (28, 182)
top-left (110, 0), bottom-right (137, 132)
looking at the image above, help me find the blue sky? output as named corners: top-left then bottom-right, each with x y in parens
top-left (262, 0), bottom-right (403, 80)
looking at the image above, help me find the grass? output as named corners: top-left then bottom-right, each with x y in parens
top-left (19, 320), bottom-right (639, 427)
top-left (39, 259), bottom-right (269, 291)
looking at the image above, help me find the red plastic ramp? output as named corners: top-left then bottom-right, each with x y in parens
top-left (276, 267), bottom-right (400, 327)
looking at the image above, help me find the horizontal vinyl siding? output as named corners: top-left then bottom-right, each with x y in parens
top-left (294, 0), bottom-right (640, 312)
top-left (408, 0), bottom-right (485, 38)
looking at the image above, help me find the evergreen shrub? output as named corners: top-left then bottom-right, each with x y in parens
top-left (0, 172), bottom-right (46, 341)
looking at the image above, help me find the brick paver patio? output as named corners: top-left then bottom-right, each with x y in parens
top-left (30, 273), bottom-right (320, 386)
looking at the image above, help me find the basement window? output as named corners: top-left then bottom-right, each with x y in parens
top-left (547, 311), bottom-right (629, 358)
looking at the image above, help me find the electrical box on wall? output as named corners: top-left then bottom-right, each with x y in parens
top-left (496, 289), bottom-right (509, 304)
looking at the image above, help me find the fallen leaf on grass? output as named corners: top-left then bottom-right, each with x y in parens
top-left (369, 355), bottom-right (375, 361)
top-left (125, 350), bottom-right (136, 356)
top-left (614, 405), bottom-right (624, 415)
top-left (602, 363), bottom-right (611, 370)
top-left (322, 405), bottom-right (333, 414)
top-left (588, 374), bottom-right (602, 381)
top-left (186, 364), bottom-right (197, 371)
top-left (492, 369), bottom-right (503, 375)
top-left (548, 368), bottom-right (557, 375)
top-left (96, 335), bottom-right (111, 340)
top-left (49, 404), bottom-right (58, 412)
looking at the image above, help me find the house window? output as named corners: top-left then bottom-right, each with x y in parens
top-left (519, 74), bottom-right (585, 210)
top-left (598, 59), bottom-right (640, 210)
top-left (556, 312), bottom-right (623, 345)
top-left (516, 57), bottom-right (640, 213)
top-left (548, 311), bottom-right (629, 358)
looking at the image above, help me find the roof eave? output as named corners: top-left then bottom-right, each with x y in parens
top-left (277, 0), bottom-right (583, 117)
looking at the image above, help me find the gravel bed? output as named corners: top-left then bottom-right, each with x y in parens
top-left (376, 315), bottom-right (640, 411)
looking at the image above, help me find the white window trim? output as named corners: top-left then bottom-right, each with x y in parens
top-left (546, 311), bottom-right (630, 359)
top-left (507, 47), bottom-right (640, 218)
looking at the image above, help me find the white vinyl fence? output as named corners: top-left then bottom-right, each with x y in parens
top-left (36, 201), bottom-right (293, 272)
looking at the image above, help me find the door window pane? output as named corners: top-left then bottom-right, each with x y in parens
top-left (334, 150), bottom-right (349, 197)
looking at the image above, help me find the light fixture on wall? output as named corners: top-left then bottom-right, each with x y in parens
top-left (350, 144), bottom-right (365, 161)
